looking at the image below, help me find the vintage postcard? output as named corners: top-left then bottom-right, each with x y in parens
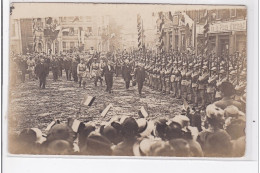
top-left (8, 3), bottom-right (247, 157)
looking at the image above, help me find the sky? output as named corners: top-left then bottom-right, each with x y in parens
top-left (11, 3), bottom-right (246, 33)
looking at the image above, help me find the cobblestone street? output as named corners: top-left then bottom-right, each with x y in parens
top-left (9, 72), bottom-right (183, 133)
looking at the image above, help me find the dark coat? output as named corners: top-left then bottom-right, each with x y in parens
top-left (102, 65), bottom-right (114, 79)
top-left (134, 66), bottom-right (145, 83)
top-left (63, 59), bottom-right (72, 70)
top-left (35, 62), bottom-right (49, 79)
top-left (122, 64), bottom-right (132, 82)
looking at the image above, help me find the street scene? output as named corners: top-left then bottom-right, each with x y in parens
top-left (9, 3), bottom-right (246, 157)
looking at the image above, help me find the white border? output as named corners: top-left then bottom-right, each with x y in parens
top-left (2, 0), bottom-right (259, 173)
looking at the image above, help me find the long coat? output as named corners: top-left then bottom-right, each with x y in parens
top-left (135, 66), bottom-right (145, 83)
top-left (122, 64), bottom-right (132, 82)
top-left (102, 65), bottom-right (114, 80)
top-left (35, 62), bottom-right (49, 79)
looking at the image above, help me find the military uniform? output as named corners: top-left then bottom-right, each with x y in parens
top-left (198, 66), bottom-right (209, 107)
top-left (207, 67), bottom-right (218, 104)
top-left (164, 63), bottom-right (172, 94)
top-left (186, 64), bottom-right (193, 102)
top-left (191, 65), bottom-right (200, 106)
top-left (180, 65), bottom-right (188, 100)
top-left (215, 70), bottom-right (228, 100)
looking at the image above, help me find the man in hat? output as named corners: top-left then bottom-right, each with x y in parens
top-left (122, 59), bottom-right (133, 90)
top-left (51, 56), bottom-right (59, 82)
top-left (213, 81), bottom-right (242, 110)
top-left (64, 55), bottom-right (72, 81)
top-left (134, 62), bottom-right (146, 96)
top-left (101, 60), bottom-right (115, 93)
top-left (17, 55), bottom-right (28, 83)
top-left (197, 65), bottom-right (209, 107)
top-left (71, 56), bottom-right (79, 83)
top-left (35, 58), bottom-right (49, 89)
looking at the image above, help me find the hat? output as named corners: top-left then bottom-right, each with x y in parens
top-left (148, 140), bottom-right (175, 156)
top-left (211, 67), bottom-right (217, 71)
top-left (47, 124), bottom-right (76, 144)
top-left (169, 138), bottom-right (191, 157)
top-left (100, 125), bottom-right (122, 145)
top-left (47, 140), bottom-right (72, 155)
top-left (153, 118), bottom-right (168, 139)
top-left (133, 138), bottom-right (157, 156)
top-left (224, 105), bottom-right (245, 118)
top-left (206, 104), bottom-right (224, 122)
top-left (219, 81), bottom-right (235, 96)
top-left (83, 132), bottom-right (113, 155)
top-left (171, 115), bottom-right (190, 128)
top-left (19, 128), bottom-right (46, 144)
top-left (121, 117), bottom-right (139, 137)
top-left (194, 64), bottom-right (200, 68)
top-left (230, 70), bottom-right (236, 75)
top-left (219, 69), bottom-right (225, 74)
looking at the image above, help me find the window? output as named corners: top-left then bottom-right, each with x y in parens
top-left (74, 28), bottom-right (78, 35)
top-left (69, 27), bottom-right (74, 35)
top-left (230, 9), bottom-right (236, 18)
top-left (70, 42), bottom-right (75, 48)
top-left (11, 23), bottom-right (15, 37)
top-left (62, 42), bottom-right (66, 50)
top-left (87, 27), bottom-right (92, 33)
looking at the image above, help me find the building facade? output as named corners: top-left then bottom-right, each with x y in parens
top-left (159, 8), bottom-right (247, 56)
top-left (10, 15), bottom-right (111, 55)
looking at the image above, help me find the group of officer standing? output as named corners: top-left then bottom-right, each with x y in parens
top-left (11, 48), bottom-right (247, 109)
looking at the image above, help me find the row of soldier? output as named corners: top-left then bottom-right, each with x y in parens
top-left (10, 50), bottom-right (247, 109)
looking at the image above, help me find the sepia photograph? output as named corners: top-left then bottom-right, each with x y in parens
top-left (8, 3), bottom-right (247, 157)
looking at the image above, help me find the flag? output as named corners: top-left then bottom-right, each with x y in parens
top-left (101, 103), bottom-right (113, 117)
top-left (81, 96), bottom-right (95, 106)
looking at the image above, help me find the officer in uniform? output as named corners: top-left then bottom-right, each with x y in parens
top-left (198, 65), bottom-right (209, 107)
top-left (51, 56), bottom-right (59, 82)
